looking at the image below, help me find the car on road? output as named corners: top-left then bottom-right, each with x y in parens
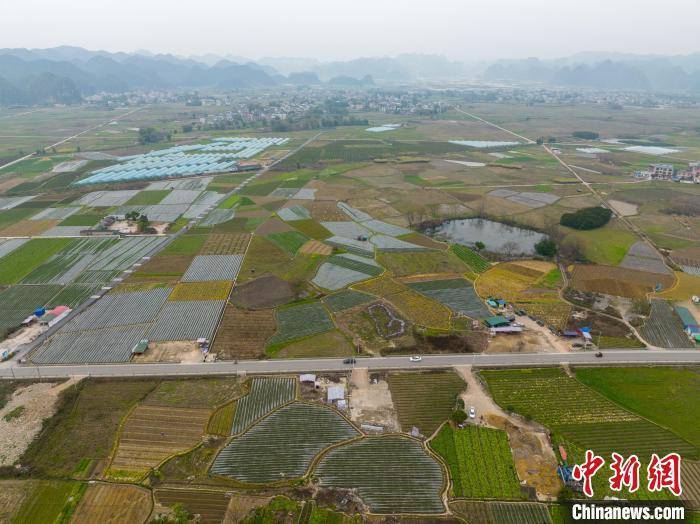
top-left (409, 356), bottom-right (422, 363)
top-left (343, 358), bottom-right (356, 364)
top-left (468, 406), bottom-right (476, 419)
top-left (594, 351), bottom-right (603, 358)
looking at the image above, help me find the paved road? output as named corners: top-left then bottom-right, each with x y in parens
top-left (2, 350), bottom-right (698, 379)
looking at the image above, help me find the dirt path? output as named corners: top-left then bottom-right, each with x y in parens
top-left (454, 365), bottom-right (561, 500)
top-left (0, 377), bottom-right (81, 467)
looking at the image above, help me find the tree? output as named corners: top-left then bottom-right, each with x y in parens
top-left (560, 206), bottom-right (613, 230)
top-left (535, 238), bottom-right (558, 257)
top-left (573, 131), bottom-right (600, 140)
top-left (474, 241), bottom-right (485, 252)
top-left (451, 410), bottom-right (468, 424)
top-left (137, 214), bottom-right (149, 233)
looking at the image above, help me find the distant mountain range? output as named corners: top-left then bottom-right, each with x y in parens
top-left (2, 46), bottom-right (700, 106)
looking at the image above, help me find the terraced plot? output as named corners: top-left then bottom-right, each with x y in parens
top-left (639, 299), bottom-right (691, 348)
top-left (212, 403), bottom-right (359, 483)
top-left (110, 404), bottom-right (211, 474)
top-left (231, 377), bottom-right (297, 434)
top-left (387, 371), bottom-right (466, 436)
top-left (481, 368), bottom-right (695, 458)
top-left (155, 488), bottom-right (231, 524)
top-left (268, 301), bottom-right (335, 346)
top-left (430, 424), bottom-right (522, 499)
top-left (316, 436), bottom-right (445, 514)
top-left (408, 278), bottom-right (490, 319)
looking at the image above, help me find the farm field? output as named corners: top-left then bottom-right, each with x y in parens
top-left (267, 301), bottom-right (335, 347)
top-left (212, 402), bottom-right (360, 483)
top-left (476, 261), bottom-right (571, 329)
top-left (231, 377), bottom-right (297, 434)
top-left (71, 483), bottom-right (152, 524)
top-left (408, 278), bottom-right (490, 319)
top-left (155, 488), bottom-right (232, 524)
top-left (571, 264), bottom-right (675, 300)
top-left (11, 480), bottom-right (85, 524)
top-left (430, 424), bottom-right (523, 499)
top-left (315, 435), bottom-right (445, 514)
top-left (480, 368), bottom-right (696, 460)
top-left (168, 280), bottom-right (232, 301)
top-left (212, 305), bottom-right (277, 359)
top-left (451, 500), bottom-right (553, 524)
top-left (575, 367), bottom-right (700, 451)
top-left (639, 299), bottom-right (692, 348)
top-left (387, 371), bottom-right (466, 436)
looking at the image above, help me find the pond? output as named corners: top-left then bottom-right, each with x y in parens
top-left (425, 218), bottom-right (547, 255)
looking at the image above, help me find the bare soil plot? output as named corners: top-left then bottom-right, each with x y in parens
top-left (109, 404), bottom-right (211, 475)
top-left (571, 264), bottom-right (675, 300)
top-left (254, 217), bottom-right (293, 235)
top-left (212, 306), bottom-right (277, 359)
top-left (200, 233), bottom-right (250, 255)
top-left (155, 488), bottom-right (230, 524)
top-left (0, 219), bottom-right (59, 236)
top-left (619, 241), bottom-right (670, 275)
top-left (299, 239), bottom-right (332, 255)
top-left (230, 274), bottom-right (295, 309)
top-left (132, 341), bottom-right (203, 363)
top-left (348, 368), bottom-right (400, 431)
top-left (682, 460), bottom-right (700, 509)
top-left (72, 483), bottom-right (152, 524)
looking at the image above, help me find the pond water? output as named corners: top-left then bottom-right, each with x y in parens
top-left (425, 218), bottom-right (547, 255)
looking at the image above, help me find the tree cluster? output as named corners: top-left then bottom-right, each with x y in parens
top-left (560, 206), bottom-right (612, 230)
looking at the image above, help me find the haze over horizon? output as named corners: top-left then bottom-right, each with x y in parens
top-left (2, 0), bottom-right (699, 62)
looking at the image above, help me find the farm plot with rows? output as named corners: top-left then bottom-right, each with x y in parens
top-left (83, 236), bottom-right (170, 275)
top-left (266, 230), bottom-right (309, 255)
top-left (451, 501), bottom-right (552, 524)
top-left (315, 435), bottom-right (445, 514)
top-left (20, 238), bottom-right (118, 285)
top-left (0, 238), bottom-right (72, 285)
top-left (683, 460), bottom-right (700, 509)
top-left (212, 306), bottom-right (277, 359)
top-left (571, 264), bottom-right (675, 300)
top-left (408, 278), bottom-right (490, 319)
top-left (289, 218), bottom-right (333, 240)
top-left (267, 301), bottom-right (335, 346)
top-left (231, 377), bottom-right (297, 434)
top-left (200, 233), bottom-right (250, 255)
top-left (430, 424), bottom-right (522, 499)
top-left (168, 281), bottom-right (232, 301)
top-left (154, 488), bottom-right (231, 524)
top-left (0, 284), bottom-right (63, 334)
top-left (31, 325), bottom-right (146, 364)
top-left (71, 484), bottom-right (152, 524)
top-left (639, 299), bottom-right (691, 348)
top-left (147, 299), bottom-right (226, 341)
top-left (475, 261), bottom-right (571, 329)
top-left (109, 404), bottom-right (211, 475)
top-left (387, 371), bottom-right (465, 436)
top-left (323, 289), bottom-right (375, 312)
top-left (450, 244), bottom-right (492, 273)
top-left (61, 288), bottom-right (171, 331)
top-left (312, 261), bottom-right (375, 291)
top-left (376, 250), bottom-right (468, 277)
top-left (181, 254), bottom-right (244, 282)
top-left (480, 368), bottom-right (696, 458)
top-left (212, 402), bottom-right (360, 483)
top-left (354, 275), bottom-right (452, 329)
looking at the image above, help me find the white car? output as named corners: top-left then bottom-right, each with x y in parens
top-left (468, 406), bottom-right (476, 419)
top-left (409, 355), bottom-right (422, 363)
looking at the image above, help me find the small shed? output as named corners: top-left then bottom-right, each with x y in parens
top-left (327, 386), bottom-right (345, 403)
top-left (563, 331), bottom-right (580, 338)
top-left (675, 306), bottom-right (699, 334)
top-left (131, 339), bottom-right (149, 355)
top-left (484, 316), bottom-right (510, 328)
top-left (299, 374), bottom-right (316, 384)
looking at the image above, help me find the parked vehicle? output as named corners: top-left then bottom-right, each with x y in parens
top-left (409, 356), bottom-right (422, 362)
top-left (343, 357), bottom-right (356, 364)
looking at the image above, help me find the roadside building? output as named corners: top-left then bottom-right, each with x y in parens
top-left (674, 306), bottom-right (699, 337)
top-left (484, 316), bottom-right (511, 328)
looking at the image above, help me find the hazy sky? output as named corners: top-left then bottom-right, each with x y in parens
top-left (1, 0), bottom-right (698, 61)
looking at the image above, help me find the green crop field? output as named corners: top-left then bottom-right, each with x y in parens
top-left (575, 367), bottom-right (700, 451)
top-left (376, 250), bottom-right (468, 277)
top-left (268, 301), bottom-right (335, 347)
top-left (481, 368), bottom-right (696, 459)
top-left (13, 480), bottom-right (85, 524)
top-left (451, 501), bottom-right (553, 524)
top-left (212, 402), bottom-right (359, 483)
top-left (207, 400), bottom-right (237, 436)
top-left (450, 244), bottom-right (491, 273)
top-left (316, 435), bottom-right (445, 514)
top-left (289, 218), bottom-right (333, 240)
top-left (0, 238), bottom-right (73, 284)
top-left (430, 424), bottom-right (522, 499)
top-left (323, 289), bottom-right (375, 312)
top-left (387, 371), bottom-right (466, 436)
top-left (124, 190), bottom-right (170, 205)
top-left (160, 234), bottom-right (206, 256)
top-left (59, 212), bottom-right (105, 227)
top-left (267, 230), bottom-right (309, 255)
